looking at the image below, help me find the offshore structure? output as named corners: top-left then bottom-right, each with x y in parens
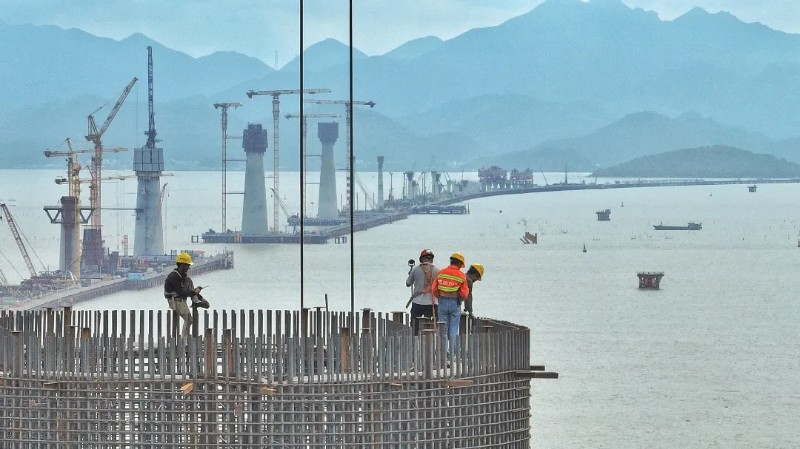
top-left (43, 139), bottom-right (94, 278)
top-left (304, 98), bottom-right (375, 213)
top-left (0, 307), bottom-right (556, 447)
top-left (245, 88), bottom-right (331, 232)
top-left (317, 121), bottom-right (339, 219)
top-left (133, 46), bottom-right (165, 257)
top-left (241, 123), bottom-right (269, 235)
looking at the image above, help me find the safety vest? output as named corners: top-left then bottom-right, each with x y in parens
top-left (435, 265), bottom-right (467, 298)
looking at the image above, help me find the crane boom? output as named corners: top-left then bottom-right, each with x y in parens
top-left (87, 77), bottom-right (139, 142)
top-left (0, 203), bottom-right (37, 279)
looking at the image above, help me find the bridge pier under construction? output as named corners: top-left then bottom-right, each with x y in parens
top-left (0, 307), bottom-right (554, 448)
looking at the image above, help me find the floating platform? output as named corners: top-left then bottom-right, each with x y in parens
top-left (289, 216), bottom-right (347, 226)
top-left (653, 222), bottom-right (702, 231)
top-left (596, 209), bottom-right (611, 221)
top-left (200, 231), bottom-right (328, 244)
top-left (637, 271), bottom-right (664, 289)
top-left (411, 204), bottom-right (469, 214)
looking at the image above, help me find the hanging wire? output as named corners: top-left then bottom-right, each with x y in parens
top-left (349, 0), bottom-right (355, 323)
top-left (300, 0), bottom-right (305, 312)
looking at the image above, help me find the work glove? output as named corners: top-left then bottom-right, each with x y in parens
top-left (191, 294), bottom-right (210, 309)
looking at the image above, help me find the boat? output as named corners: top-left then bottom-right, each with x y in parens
top-left (653, 222), bottom-right (702, 231)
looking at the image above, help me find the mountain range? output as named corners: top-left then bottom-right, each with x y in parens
top-left (1, 0), bottom-right (799, 173)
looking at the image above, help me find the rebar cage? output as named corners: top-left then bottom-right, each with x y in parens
top-left (1, 308), bottom-right (534, 448)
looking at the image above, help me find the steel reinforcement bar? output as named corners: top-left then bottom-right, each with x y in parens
top-left (0, 308), bottom-right (538, 448)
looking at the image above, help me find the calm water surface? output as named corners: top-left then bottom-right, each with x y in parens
top-left (2, 169), bottom-right (800, 448)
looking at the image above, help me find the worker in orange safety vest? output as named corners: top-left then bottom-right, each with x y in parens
top-left (432, 252), bottom-right (469, 358)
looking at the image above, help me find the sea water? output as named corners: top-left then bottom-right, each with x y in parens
top-left (2, 169), bottom-right (799, 449)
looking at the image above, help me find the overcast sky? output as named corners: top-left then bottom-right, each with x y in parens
top-left (1, 0), bottom-right (797, 67)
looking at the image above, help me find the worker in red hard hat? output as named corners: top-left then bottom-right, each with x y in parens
top-left (432, 252), bottom-right (469, 358)
top-left (405, 248), bottom-right (439, 336)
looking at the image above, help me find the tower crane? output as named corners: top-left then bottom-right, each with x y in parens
top-left (1, 203), bottom-right (38, 280)
top-left (84, 76), bottom-right (138, 271)
top-left (245, 88), bottom-right (331, 232)
top-left (284, 112), bottom-right (340, 217)
top-left (303, 98), bottom-right (375, 212)
top-left (214, 102), bottom-right (242, 233)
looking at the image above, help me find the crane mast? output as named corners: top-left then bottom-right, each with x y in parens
top-left (214, 102), bottom-right (242, 233)
top-left (245, 88), bottom-right (330, 232)
top-left (132, 47), bottom-right (166, 257)
top-left (84, 77), bottom-right (138, 272)
top-left (146, 48), bottom-right (156, 148)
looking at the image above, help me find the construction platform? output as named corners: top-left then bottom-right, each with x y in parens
top-left (198, 210), bottom-right (412, 244)
top-left (199, 231), bottom-right (328, 244)
top-left (411, 204), bottom-right (470, 214)
top-left (0, 307), bottom-right (556, 448)
top-left (5, 251), bottom-right (234, 311)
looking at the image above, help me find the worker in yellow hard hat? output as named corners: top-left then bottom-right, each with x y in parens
top-left (464, 263), bottom-right (484, 325)
top-left (432, 252), bottom-right (469, 359)
top-left (164, 252), bottom-right (209, 343)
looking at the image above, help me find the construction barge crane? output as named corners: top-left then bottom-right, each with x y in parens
top-left (84, 76), bottom-right (138, 273)
top-left (245, 88), bottom-right (331, 232)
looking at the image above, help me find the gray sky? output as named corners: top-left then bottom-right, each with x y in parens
top-left (1, 0), bottom-right (797, 67)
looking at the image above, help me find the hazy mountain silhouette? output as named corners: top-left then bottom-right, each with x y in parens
top-left (591, 145), bottom-right (800, 178)
top-left (2, 0), bottom-right (800, 172)
top-left (466, 111), bottom-right (794, 171)
top-left (382, 36), bottom-right (444, 61)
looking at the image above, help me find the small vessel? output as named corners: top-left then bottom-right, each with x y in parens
top-left (595, 209), bottom-right (611, 221)
top-left (582, 243), bottom-right (587, 253)
top-left (653, 222), bottom-right (702, 231)
top-left (748, 185), bottom-right (757, 192)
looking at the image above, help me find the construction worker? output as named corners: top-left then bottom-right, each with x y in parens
top-left (164, 252), bottom-right (208, 342)
top-left (432, 252), bottom-right (470, 358)
top-left (464, 263), bottom-right (484, 331)
top-left (405, 249), bottom-right (439, 335)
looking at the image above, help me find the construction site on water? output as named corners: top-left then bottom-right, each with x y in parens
top-left (0, 46), bottom-right (233, 308)
top-left (199, 93), bottom-right (537, 245)
top-left (0, 44), bottom-right (543, 308)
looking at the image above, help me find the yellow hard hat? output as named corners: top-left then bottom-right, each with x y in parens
top-left (450, 252), bottom-right (465, 266)
top-left (176, 252), bottom-right (193, 265)
top-left (469, 263), bottom-right (484, 280)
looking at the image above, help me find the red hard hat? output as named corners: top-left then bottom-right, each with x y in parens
top-left (419, 249), bottom-right (434, 260)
